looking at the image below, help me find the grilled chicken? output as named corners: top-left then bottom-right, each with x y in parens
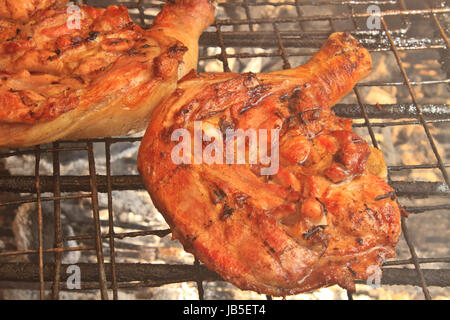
top-left (138, 33), bottom-right (402, 296)
top-left (0, 0), bottom-right (215, 147)
top-left (0, 0), bottom-right (67, 22)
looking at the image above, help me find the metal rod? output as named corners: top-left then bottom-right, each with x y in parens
top-left (273, 23), bottom-right (291, 70)
top-left (352, 119), bottom-right (450, 128)
top-left (0, 263), bottom-right (448, 288)
top-left (51, 142), bottom-right (63, 300)
top-left (194, 259), bottom-right (205, 300)
top-left (429, 6), bottom-right (450, 50)
top-left (242, 0), bottom-right (254, 32)
top-left (0, 193), bottom-right (92, 208)
top-left (105, 140), bottom-right (119, 300)
top-left (34, 146), bottom-right (45, 300)
top-left (401, 216), bottom-right (432, 300)
top-left (0, 176), bottom-right (447, 196)
top-left (383, 257), bottom-right (450, 266)
top-left (0, 146), bottom-right (88, 160)
top-left (63, 229), bottom-right (171, 242)
top-left (0, 246), bottom-right (95, 258)
top-left (87, 142), bottom-right (109, 300)
top-left (220, 1), bottom-right (399, 7)
top-left (216, 25), bottom-right (231, 73)
top-left (212, 7), bottom-right (450, 26)
top-left (354, 87), bottom-right (379, 149)
top-left (347, 290), bottom-right (354, 300)
top-left (335, 103), bottom-right (450, 119)
top-left (137, 0), bottom-right (147, 28)
top-left (294, 0), bottom-right (305, 31)
top-left (199, 33), bottom-right (446, 50)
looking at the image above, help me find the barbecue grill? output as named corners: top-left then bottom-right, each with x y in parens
top-left (0, 0), bottom-right (448, 300)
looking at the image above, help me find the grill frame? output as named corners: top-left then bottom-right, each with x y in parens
top-left (0, 0), bottom-right (449, 300)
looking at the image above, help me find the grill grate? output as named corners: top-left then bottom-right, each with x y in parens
top-left (0, 0), bottom-right (449, 300)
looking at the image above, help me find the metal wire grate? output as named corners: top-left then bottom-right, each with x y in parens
top-left (0, 0), bottom-right (449, 300)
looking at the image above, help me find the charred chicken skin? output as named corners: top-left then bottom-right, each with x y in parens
top-left (0, 0), bottom-right (215, 147)
top-left (138, 33), bottom-right (402, 296)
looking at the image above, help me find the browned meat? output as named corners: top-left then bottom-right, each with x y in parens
top-left (138, 33), bottom-right (402, 296)
top-left (0, 0), bottom-right (215, 147)
top-left (0, 0), bottom-right (67, 22)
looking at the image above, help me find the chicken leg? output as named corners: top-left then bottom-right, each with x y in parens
top-left (138, 32), bottom-right (402, 296)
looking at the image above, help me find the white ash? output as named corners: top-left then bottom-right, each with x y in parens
top-left (12, 202), bottom-right (81, 265)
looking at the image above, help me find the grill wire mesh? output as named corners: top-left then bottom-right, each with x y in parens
top-left (0, 0), bottom-right (449, 300)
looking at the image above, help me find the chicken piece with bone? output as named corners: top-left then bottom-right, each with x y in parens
top-left (138, 32), bottom-right (402, 296)
top-left (0, 0), bottom-right (215, 147)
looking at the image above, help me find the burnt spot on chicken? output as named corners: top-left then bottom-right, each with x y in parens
top-left (347, 266), bottom-right (357, 277)
top-left (263, 240), bottom-right (277, 254)
top-left (287, 87), bottom-right (302, 114)
top-left (178, 104), bottom-right (193, 118)
top-left (243, 72), bottom-right (259, 86)
top-left (210, 187), bottom-right (227, 204)
top-left (86, 31), bottom-right (100, 42)
top-left (71, 36), bottom-right (83, 47)
top-left (221, 204), bottom-right (234, 220)
top-left (73, 76), bottom-right (85, 84)
top-left (302, 225), bottom-right (327, 240)
top-left (168, 43), bottom-right (188, 57)
top-left (234, 194), bottom-right (249, 208)
top-left (6, 28), bottom-right (21, 42)
top-left (127, 47), bottom-right (137, 56)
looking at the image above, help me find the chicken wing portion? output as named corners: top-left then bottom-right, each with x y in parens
top-left (0, 0), bottom-right (215, 147)
top-left (0, 0), bottom-right (67, 22)
top-left (138, 33), bottom-right (402, 296)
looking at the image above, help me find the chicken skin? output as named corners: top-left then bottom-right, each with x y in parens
top-left (0, 0), bottom-right (215, 147)
top-left (138, 33), bottom-right (402, 296)
top-left (0, 0), bottom-right (67, 22)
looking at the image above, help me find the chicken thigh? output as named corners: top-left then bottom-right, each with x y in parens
top-left (138, 32), bottom-right (402, 296)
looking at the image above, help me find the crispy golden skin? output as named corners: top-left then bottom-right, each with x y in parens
top-left (138, 33), bottom-right (402, 296)
top-left (0, 0), bottom-right (215, 147)
top-left (0, 0), bottom-right (67, 22)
